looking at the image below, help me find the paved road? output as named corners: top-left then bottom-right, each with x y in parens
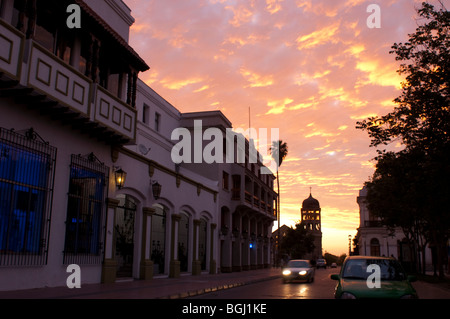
top-left (190, 267), bottom-right (338, 299)
top-left (191, 267), bottom-right (450, 299)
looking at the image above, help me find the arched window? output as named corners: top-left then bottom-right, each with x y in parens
top-left (370, 238), bottom-right (380, 256)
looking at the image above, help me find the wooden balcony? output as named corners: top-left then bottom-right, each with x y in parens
top-left (27, 42), bottom-right (91, 117)
top-left (0, 28), bottom-right (136, 145)
top-left (253, 196), bottom-right (259, 208)
top-left (0, 19), bottom-right (24, 83)
top-left (93, 85), bottom-right (137, 143)
top-left (244, 190), bottom-right (252, 204)
top-left (231, 188), bottom-right (241, 200)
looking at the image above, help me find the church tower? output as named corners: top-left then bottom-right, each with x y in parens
top-left (301, 191), bottom-right (323, 261)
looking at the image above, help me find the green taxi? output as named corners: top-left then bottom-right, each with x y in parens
top-left (330, 256), bottom-right (418, 299)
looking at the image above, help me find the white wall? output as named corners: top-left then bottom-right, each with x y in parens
top-left (83, 0), bottom-right (135, 41)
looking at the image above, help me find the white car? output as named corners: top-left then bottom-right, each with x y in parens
top-left (282, 259), bottom-right (315, 283)
top-left (316, 258), bottom-right (327, 269)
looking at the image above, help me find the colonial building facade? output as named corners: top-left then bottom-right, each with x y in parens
top-left (0, 0), bottom-right (277, 291)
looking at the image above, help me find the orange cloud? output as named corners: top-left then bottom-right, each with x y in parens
top-left (160, 77), bottom-right (205, 90)
top-left (240, 68), bottom-right (274, 88)
top-left (296, 23), bottom-right (340, 49)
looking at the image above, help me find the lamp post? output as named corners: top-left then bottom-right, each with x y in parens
top-left (348, 234), bottom-right (352, 256)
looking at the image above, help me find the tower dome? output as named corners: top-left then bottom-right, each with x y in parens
top-left (302, 193), bottom-right (320, 210)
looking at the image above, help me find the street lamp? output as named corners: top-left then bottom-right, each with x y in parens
top-left (348, 235), bottom-right (352, 256)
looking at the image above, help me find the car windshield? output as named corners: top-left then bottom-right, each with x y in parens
top-left (342, 259), bottom-right (407, 281)
top-left (286, 260), bottom-right (309, 268)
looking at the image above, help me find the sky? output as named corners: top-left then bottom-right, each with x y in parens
top-left (124, 0), bottom-right (446, 256)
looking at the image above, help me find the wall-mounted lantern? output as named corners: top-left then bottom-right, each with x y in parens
top-left (151, 180), bottom-right (162, 200)
top-left (114, 168), bottom-right (127, 189)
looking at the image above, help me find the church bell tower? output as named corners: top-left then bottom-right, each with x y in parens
top-left (301, 191), bottom-right (323, 260)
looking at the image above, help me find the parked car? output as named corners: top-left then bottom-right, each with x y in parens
top-left (282, 259), bottom-right (315, 283)
top-left (330, 256), bottom-right (418, 299)
top-left (331, 262), bottom-right (337, 268)
top-left (316, 258), bottom-right (327, 269)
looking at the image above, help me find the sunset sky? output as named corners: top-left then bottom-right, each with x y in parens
top-left (124, 0), bottom-right (444, 256)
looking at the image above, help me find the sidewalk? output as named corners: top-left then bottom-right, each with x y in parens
top-left (0, 268), bottom-right (281, 299)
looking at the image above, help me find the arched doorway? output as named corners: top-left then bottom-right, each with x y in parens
top-left (199, 217), bottom-right (207, 271)
top-left (115, 194), bottom-right (137, 278)
top-left (151, 204), bottom-right (167, 275)
top-left (178, 212), bottom-right (190, 272)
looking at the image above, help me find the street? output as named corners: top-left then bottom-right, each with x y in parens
top-left (190, 267), bottom-right (450, 299)
top-left (190, 267), bottom-right (337, 299)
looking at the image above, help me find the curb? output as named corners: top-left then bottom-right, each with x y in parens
top-left (163, 274), bottom-right (282, 299)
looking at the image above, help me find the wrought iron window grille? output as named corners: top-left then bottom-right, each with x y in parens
top-left (0, 127), bottom-right (56, 267)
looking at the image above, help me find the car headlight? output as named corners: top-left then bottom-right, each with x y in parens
top-left (400, 294), bottom-right (416, 299)
top-left (299, 270), bottom-right (307, 275)
top-left (282, 270), bottom-right (292, 276)
top-left (340, 292), bottom-right (357, 299)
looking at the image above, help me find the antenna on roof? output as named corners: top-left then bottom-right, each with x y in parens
top-left (249, 106), bottom-right (251, 135)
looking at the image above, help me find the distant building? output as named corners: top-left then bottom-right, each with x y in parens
top-left (300, 192), bottom-right (322, 261)
top-left (355, 186), bottom-right (432, 271)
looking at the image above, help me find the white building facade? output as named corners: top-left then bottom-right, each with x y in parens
top-left (355, 186), bottom-right (431, 272)
top-left (0, 0), bottom-right (276, 291)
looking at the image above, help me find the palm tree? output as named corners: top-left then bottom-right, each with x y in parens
top-left (270, 140), bottom-right (288, 267)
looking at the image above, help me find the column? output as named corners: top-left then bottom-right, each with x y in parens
top-left (265, 224), bottom-right (272, 268)
top-left (209, 223), bottom-right (217, 274)
top-left (0, 0), bottom-right (15, 23)
top-left (127, 69), bottom-right (133, 105)
top-left (140, 207), bottom-right (155, 280)
top-left (101, 198), bottom-right (120, 283)
top-left (192, 219), bottom-right (201, 275)
top-left (169, 214), bottom-right (181, 278)
top-left (232, 215), bottom-right (242, 272)
top-left (250, 219), bottom-right (257, 269)
top-left (242, 218), bottom-right (250, 271)
top-left (92, 39), bottom-right (100, 83)
top-left (132, 71), bottom-right (138, 108)
top-left (220, 231), bottom-right (232, 273)
top-left (15, 0), bottom-right (26, 33)
top-left (26, 0), bottom-right (36, 39)
top-left (257, 221), bottom-right (263, 268)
